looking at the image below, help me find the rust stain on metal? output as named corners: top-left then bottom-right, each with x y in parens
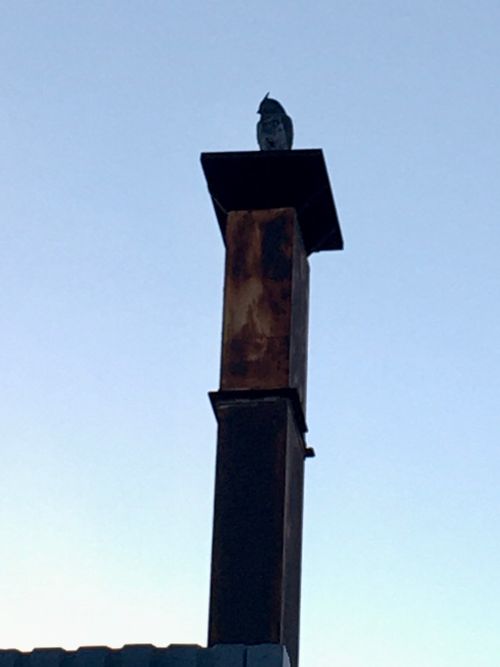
top-left (220, 208), bottom-right (309, 408)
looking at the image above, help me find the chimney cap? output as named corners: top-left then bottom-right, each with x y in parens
top-left (200, 149), bottom-right (343, 255)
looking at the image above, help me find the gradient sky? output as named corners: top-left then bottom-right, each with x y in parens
top-left (1, 3), bottom-right (499, 667)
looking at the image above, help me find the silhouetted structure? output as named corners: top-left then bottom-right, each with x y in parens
top-left (201, 149), bottom-right (343, 667)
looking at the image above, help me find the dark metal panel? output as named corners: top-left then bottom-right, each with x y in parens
top-left (153, 646), bottom-right (200, 667)
top-left (120, 646), bottom-right (156, 667)
top-left (72, 648), bottom-right (110, 667)
top-left (200, 150), bottom-right (343, 255)
top-left (29, 650), bottom-right (66, 667)
top-left (208, 396), bottom-right (306, 667)
top-left (0, 651), bottom-right (22, 667)
top-left (209, 389), bottom-right (307, 436)
top-left (208, 398), bottom-right (289, 647)
top-left (280, 409), bottom-right (306, 667)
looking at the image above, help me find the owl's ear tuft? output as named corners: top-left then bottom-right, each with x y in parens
top-left (258, 92), bottom-right (270, 113)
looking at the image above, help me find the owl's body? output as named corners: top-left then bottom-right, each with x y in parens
top-left (256, 94), bottom-right (293, 150)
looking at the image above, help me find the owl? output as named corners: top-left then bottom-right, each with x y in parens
top-left (256, 93), bottom-right (293, 150)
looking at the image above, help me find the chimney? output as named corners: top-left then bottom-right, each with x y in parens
top-left (201, 149), bottom-right (343, 667)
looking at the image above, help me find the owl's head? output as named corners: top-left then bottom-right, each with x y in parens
top-left (257, 93), bottom-right (287, 116)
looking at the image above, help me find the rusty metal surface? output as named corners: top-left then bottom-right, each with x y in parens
top-left (220, 209), bottom-right (309, 411)
top-left (208, 396), bottom-right (305, 667)
top-left (200, 150), bottom-right (343, 255)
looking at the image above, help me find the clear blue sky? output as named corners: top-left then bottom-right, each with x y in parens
top-left (1, 3), bottom-right (499, 666)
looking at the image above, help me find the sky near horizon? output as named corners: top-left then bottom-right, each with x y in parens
top-left (1, 3), bottom-right (500, 667)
